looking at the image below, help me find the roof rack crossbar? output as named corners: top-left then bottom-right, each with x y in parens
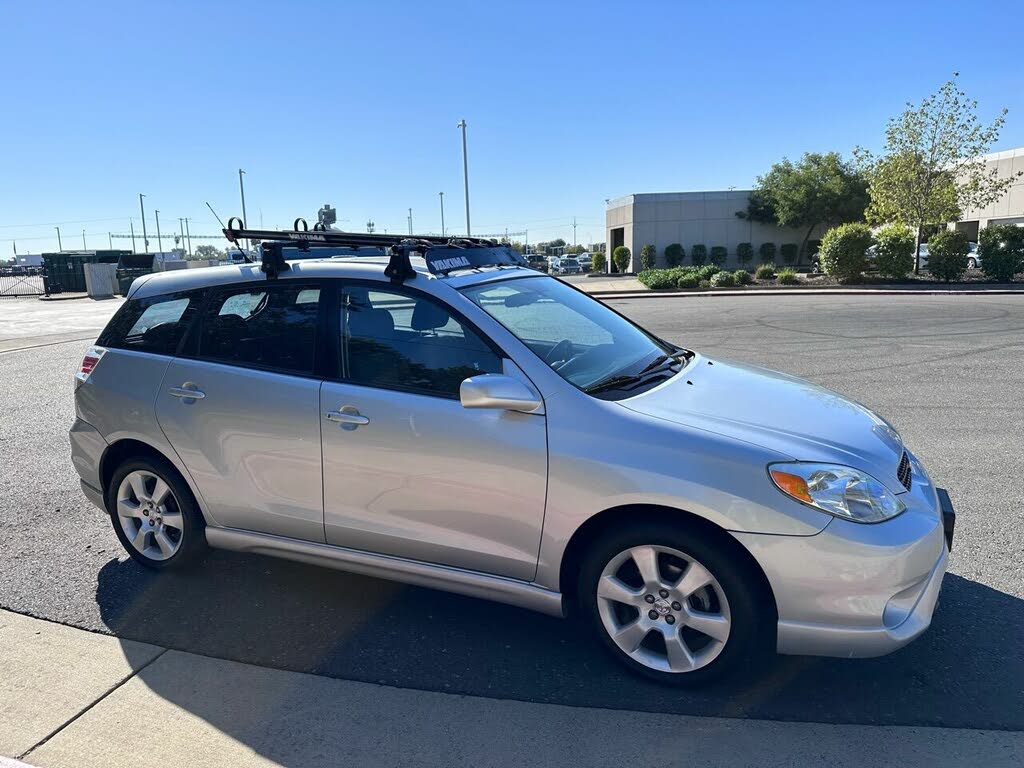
top-left (223, 226), bottom-right (497, 250)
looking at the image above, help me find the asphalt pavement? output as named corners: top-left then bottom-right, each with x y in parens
top-left (0, 294), bottom-right (1022, 731)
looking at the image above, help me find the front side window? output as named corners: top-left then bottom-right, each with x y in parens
top-left (342, 286), bottom-right (501, 397)
top-left (198, 284), bottom-right (320, 375)
top-left (98, 291), bottom-right (200, 355)
top-left (461, 276), bottom-right (676, 393)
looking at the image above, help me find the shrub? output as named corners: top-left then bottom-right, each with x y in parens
top-left (873, 223), bottom-right (915, 279)
top-left (697, 279), bottom-right (711, 290)
top-left (818, 223), bottom-right (872, 283)
top-left (926, 230), bottom-right (969, 282)
top-left (691, 244), bottom-right (707, 266)
top-left (759, 242), bottom-right (776, 263)
top-left (733, 269), bottom-right (752, 285)
top-left (780, 243), bottom-right (798, 265)
top-left (639, 243), bottom-right (657, 271)
top-left (754, 263), bottom-right (775, 280)
top-left (664, 243), bottom-right (684, 267)
top-left (676, 273), bottom-right (700, 289)
top-left (709, 271), bottom-right (736, 288)
top-left (592, 252), bottom-right (607, 273)
top-left (696, 264), bottom-right (720, 280)
top-left (737, 242), bottom-right (754, 266)
top-left (979, 224), bottom-right (1024, 282)
top-left (710, 246), bottom-right (727, 266)
top-left (612, 246), bottom-right (632, 273)
top-left (777, 268), bottom-right (799, 285)
top-left (637, 266), bottom-right (696, 289)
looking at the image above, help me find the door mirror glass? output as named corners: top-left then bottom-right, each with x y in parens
top-left (460, 374), bottom-right (542, 413)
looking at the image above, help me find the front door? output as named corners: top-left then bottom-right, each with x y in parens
top-left (156, 281), bottom-right (326, 542)
top-left (320, 283), bottom-right (547, 581)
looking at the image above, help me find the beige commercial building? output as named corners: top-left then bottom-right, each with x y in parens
top-left (607, 145), bottom-right (1024, 272)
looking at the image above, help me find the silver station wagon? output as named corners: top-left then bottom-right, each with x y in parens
top-left (70, 228), bottom-right (956, 684)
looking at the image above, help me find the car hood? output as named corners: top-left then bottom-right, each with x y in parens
top-left (619, 355), bottom-right (907, 492)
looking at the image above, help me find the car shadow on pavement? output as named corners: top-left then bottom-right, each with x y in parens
top-left (94, 549), bottom-right (1024, 759)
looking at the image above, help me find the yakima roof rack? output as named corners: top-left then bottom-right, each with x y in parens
top-left (223, 218), bottom-right (526, 284)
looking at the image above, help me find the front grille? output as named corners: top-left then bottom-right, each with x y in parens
top-left (897, 451), bottom-right (912, 491)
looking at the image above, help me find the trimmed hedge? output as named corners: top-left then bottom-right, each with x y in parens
top-left (926, 230), bottom-right (968, 282)
top-left (709, 271), bottom-right (736, 288)
top-left (612, 246), bottom-right (632, 273)
top-left (697, 264), bottom-right (720, 280)
top-left (664, 243), bottom-right (684, 267)
top-left (979, 224), bottom-right (1024, 282)
top-left (592, 252), bottom-right (607, 272)
top-left (691, 244), bottom-right (708, 266)
top-left (737, 242), bottom-right (754, 266)
top-left (733, 269), bottom-right (752, 285)
top-left (759, 242), bottom-right (776, 263)
top-left (873, 223), bottom-right (915, 279)
top-left (639, 243), bottom-right (657, 271)
top-left (780, 243), bottom-right (798, 265)
top-left (710, 246), bottom-right (727, 266)
top-left (676, 273), bottom-right (700, 289)
top-left (819, 223), bottom-right (871, 283)
top-left (638, 266), bottom-right (697, 289)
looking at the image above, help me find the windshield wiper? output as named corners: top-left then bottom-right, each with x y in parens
top-left (586, 349), bottom-right (692, 395)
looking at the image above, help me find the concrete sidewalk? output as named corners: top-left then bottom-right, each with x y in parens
top-left (1, 610), bottom-right (1021, 768)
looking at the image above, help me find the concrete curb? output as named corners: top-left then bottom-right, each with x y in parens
top-left (587, 287), bottom-right (1024, 300)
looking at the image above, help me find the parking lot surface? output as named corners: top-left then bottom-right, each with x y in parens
top-left (0, 294), bottom-right (1021, 730)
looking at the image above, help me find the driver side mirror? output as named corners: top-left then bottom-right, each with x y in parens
top-left (460, 374), bottom-right (542, 414)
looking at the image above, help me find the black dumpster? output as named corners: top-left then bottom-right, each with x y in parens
top-left (42, 250), bottom-right (129, 295)
top-left (115, 253), bottom-right (155, 296)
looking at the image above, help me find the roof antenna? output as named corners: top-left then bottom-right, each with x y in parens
top-left (207, 202), bottom-right (253, 263)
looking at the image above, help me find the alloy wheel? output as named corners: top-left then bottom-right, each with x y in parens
top-left (116, 470), bottom-right (184, 561)
top-left (596, 545), bottom-right (731, 673)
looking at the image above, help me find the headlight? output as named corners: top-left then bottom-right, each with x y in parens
top-left (769, 462), bottom-right (906, 523)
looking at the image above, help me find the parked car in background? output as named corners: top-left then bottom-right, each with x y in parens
top-left (550, 256), bottom-right (582, 275)
top-left (577, 253), bottom-right (593, 272)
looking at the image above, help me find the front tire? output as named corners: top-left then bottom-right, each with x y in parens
top-left (578, 522), bottom-right (769, 685)
top-left (106, 457), bottom-right (206, 570)
top-left (967, 257), bottom-right (978, 270)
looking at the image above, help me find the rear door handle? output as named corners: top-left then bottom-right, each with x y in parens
top-left (325, 407), bottom-right (369, 429)
top-left (168, 385), bottom-right (205, 400)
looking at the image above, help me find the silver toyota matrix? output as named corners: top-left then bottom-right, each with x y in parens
top-left (70, 226), bottom-right (956, 684)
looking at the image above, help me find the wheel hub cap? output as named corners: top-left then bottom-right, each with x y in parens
top-left (652, 598), bottom-right (672, 617)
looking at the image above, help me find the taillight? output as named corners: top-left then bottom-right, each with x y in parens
top-left (76, 345), bottom-right (107, 386)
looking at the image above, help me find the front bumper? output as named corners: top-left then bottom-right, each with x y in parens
top-left (733, 457), bottom-right (954, 659)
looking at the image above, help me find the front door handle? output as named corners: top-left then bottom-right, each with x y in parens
top-left (168, 385), bottom-right (206, 400)
top-left (325, 407), bottom-right (369, 430)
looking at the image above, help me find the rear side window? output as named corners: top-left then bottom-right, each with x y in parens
top-left (98, 292), bottom-right (200, 355)
top-left (197, 284), bottom-right (321, 375)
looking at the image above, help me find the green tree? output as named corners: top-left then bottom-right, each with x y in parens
top-left (664, 243), bottom-right (684, 267)
top-left (736, 242), bottom-right (753, 266)
top-left (926, 229), bottom-right (969, 282)
top-left (858, 75), bottom-right (1021, 272)
top-left (873, 224), bottom-right (915, 279)
top-left (818, 223), bottom-right (873, 283)
top-left (759, 242), bottom-right (776, 264)
top-left (639, 244), bottom-right (657, 270)
top-left (979, 224), bottom-right (1024, 282)
top-left (738, 152), bottom-right (869, 262)
top-left (612, 246), bottom-right (631, 273)
top-left (690, 244), bottom-right (707, 266)
top-left (194, 245), bottom-right (225, 261)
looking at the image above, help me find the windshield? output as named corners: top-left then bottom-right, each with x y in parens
top-left (461, 276), bottom-right (677, 391)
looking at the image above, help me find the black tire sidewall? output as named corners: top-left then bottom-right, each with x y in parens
top-left (106, 457), bottom-right (205, 570)
top-left (578, 522), bottom-right (767, 686)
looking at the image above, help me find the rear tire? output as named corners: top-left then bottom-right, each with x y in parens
top-left (106, 456), bottom-right (206, 570)
top-left (577, 522), bottom-right (770, 685)
top-left (967, 257), bottom-right (978, 270)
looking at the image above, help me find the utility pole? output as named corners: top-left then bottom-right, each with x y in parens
top-left (458, 119), bottom-right (471, 235)
top-left (184, 218), bottom-right (192, 256)
top-left (155, 210), bottom-right (163, 254)
top-left (82, 230), bottom-right (87, 250)
top-left (408, 208), bottom-right (413, 235)
top-left (130, 220), bottom-right (137, 253)
top-left (55, 227), bottom-right (63, 252)
top-left (139, 194), bottom-right (149, 253)
top-left (573, 217), bottom-right (577, 247)
top-left (439, 192), bottom-right (445, 236)
top-left (179, 218), bottom-right (186, 256)
top-left (238, 169), bottom-right (248, 250)
top-left (108, 232), bottom-right (113, 249)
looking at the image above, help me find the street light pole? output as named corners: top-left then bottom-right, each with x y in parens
top-left (458, 119), bottom-right (470, 235)
top-left (439, 192), bottom-right (445, 236)
top-left (82, 230), bottom-right (87, 250)
top-left (408, 208), bottom-right (413, 235)
top-left (179, 218), bottom-right (186, 256)
top-left (184, 218), bottom-right (192, 256)
top-left (155, 210), bottom-right (163, 254)
top-left (55, 227), bottom-right (63, 252)
top-left (139, 194), bottom-right (148, 253)
top-left (238, 169), bottom-right (248, 250)
top-left (130, 220), bottom-right (137, 253)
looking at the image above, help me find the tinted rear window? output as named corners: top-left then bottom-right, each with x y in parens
top-left (98, 291), bottom-right (201, 355)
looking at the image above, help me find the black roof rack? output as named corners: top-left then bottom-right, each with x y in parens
top-left (223, 220), bottom-right (526, 284)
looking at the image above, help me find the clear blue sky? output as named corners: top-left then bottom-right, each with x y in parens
top-left (2, 0), bottom-right (1022, 255)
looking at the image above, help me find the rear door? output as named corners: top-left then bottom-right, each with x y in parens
top-left (156, 280), bottom-right (327, 542)
top-left (319, 282), bottom-right (548, 581)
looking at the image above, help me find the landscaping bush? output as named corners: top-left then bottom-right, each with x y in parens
top-left (737, 242), bottom-right (754, 266)
top-left (979, 224), bottom-right (1024, 282)
top-left (733, 269), bottom-right (752, 285)
top-left (873, 223), bottom-right (915, 279)
top-left (710, 246), bottom-right (727, 266)
top-left (691, 244), bottom-right (707, 266)
top-left (639, 243), bottom-right (657, 271)
top-left (754, 263), bottom-right (775, 280)
top-left (780, 243), bottom-right (798, 265)
top-left (709, 271), bottom-right (736, 288)
top-left (696, 264), bottom-right (720, 281)
top-left (759, 242), bottom-right (776, 264)
top-left (612, 246), bottom-right (632, 273)
top-left (777, 268), bottom-right (799, 285)
top-left (925, 230), bottom-right (969, 282)
top-left (592, 252), bottom-right (607, 273)
top-left (818, 223), bottom-right (872, 283)
top-left (676, 273), bottom-right (700, 289)
top-left (637, 266), bottom-right (696, 289)
top-left (697, 279), bottom-right (711, 290)
top-left (664, 243), bottom-right (684, 267)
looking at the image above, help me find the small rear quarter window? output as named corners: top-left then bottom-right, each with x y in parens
top-left (98, 291), bottom-right (201, 355)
